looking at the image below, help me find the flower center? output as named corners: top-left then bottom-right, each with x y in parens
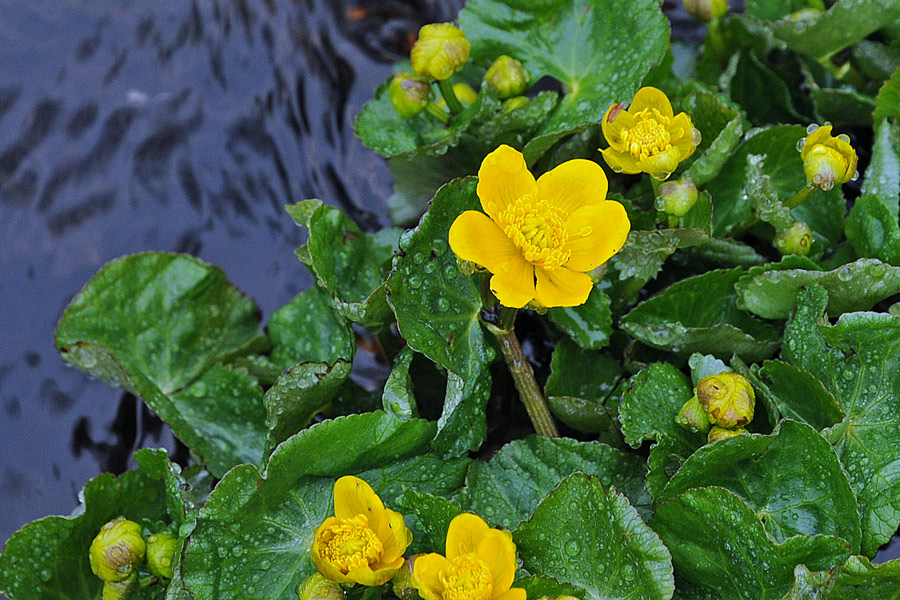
top-left (317, 515), bottom-right (383, 573)
top-left (439, 554), bottom-right (494, 600)
top-left (805, 145), bottom-right (845, 190)
top-left (622, 109), bottom-right (671, 159)
top-left (498, 194), bottom-right (570, 270)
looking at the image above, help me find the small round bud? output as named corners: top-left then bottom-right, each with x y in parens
top-left (89, 517), bottom-right (146, 582)
top-left (392, 556), bottom-right (420, 600)
top-left (707, 425), bottom-right (748, 443)
top-left (800, 125), bottom-right (858, 191)
top-left (657, 178), bottom-right (699, 218)
top-left (410, 23), bottom-right (470, 81)
top-left (389, 73), bottom-right (432, 118)
top-left (683, 0), bottom-right (728, 22)
top-left (697, 372), bottom-right (755, 429)
top-left (502, 96), bottom-right (529, 113)
top-left (676, 394), bottom-right (711, 434)
top-left (146, 533), bottom-right (177, 580)
top-left (774, 221), bottom-right (813, 256)
top-left (101, 573), bottom-right (138, 600)
top-left (297, 573), bottom-right (344, 600)
top-left (485, 55), bottom-right (529, 99)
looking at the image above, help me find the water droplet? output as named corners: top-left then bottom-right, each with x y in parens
top-left (413, 252), bottom-right (426, 265)
top-left (623, 564), bottom-right (635, 581)
top-left (260, 559), bottom-right (271, 570)
top-left (38, 569), bottom-right (52, 582)
top-left (564, 539), bottom-right (581, 556)
top-left (191, 382), bottom-right (207, 397)
top-left (806, 124), bottom-right (819, 134)
top-left (796, 138), bottom-right (806, 151)
top-left (424, 262), bottom-right (436, 274)
top-left (837, 134), bottom-right (850, 143)
top-left (837, 267), bottom-right (852, 282)
top-left (437, 297), bottom-right (450, 311)
top-left (443, 264), bottom-right (457, 279)
top-left (408, 275), bottom-right (422, 289)
top-left (851, 170), bottom-right (859, 182)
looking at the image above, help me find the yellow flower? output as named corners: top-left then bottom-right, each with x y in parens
top-left (411, 23), bottom-right (470, 81)
top-left (412, 513), bottom-right (525, 600)
top-left (600, 86), bottom-right (701, 180)
top-left (800, 125), bottom-right (858, 191)
top-left (696, 371), bottom-right (755, 429)
top-left (311, 476), bottom-right (412, 586)
top-left (448, 145), bottom-right (630, 308)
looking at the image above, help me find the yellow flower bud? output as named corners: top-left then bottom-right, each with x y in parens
top-left (676, 394), bottom-right (711, 434)
top-left (392, 556), bottom-right (421, 600)
top-left (683, 0), bottom-right (728, 22)
top-left (799, 125), bottom-right (858, 191)
top-left (707, 426), bottom-right (748, 443)
top-left (435, 83), bottom-right (478, 112)
top-left (657, 178), bottom-right (699, 218)
top-left (485, 55), bottom-right (529, 99)
top-left (146, 533), bottom-right (177, 580)
top-left (774, 221), bottom-right (813, 256)
top-left (696, 372), bottom-right (755, 429)
top-left (502, 96), bottom-right (529, 113)
top-left (297, 572), bottom-right (345, 600)
top-left (410, 23), bottom-right (470, 81)
top-left (389, 73), bottom-right (433, 118)
top-left (89, 517), bottom-right (146, 582)
top-left (101, 573), bottom-right (138, 600)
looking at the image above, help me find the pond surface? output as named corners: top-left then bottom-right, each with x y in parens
top-left (2, 0), bottom-right (897, 577)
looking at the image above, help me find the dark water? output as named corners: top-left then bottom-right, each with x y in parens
top-left (1, 0), bottom-right (897, 576)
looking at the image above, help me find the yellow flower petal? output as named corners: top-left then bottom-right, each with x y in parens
top-left (346, 557), bottom-right (405, 586)
top-left (629, 86), bottom-right (674, 118)
top-left (449, 211), bottom-right (520, 272)
top-left (489, 256), bottom-right (535, 308)
top-left (445, 513), bottom-right (493, 560)
top-left (801, 125), bottom-right (833, 160)
top-left (377, 507), bottom-right (412, 563)
top-left (310, 520), bottom-right (353, 584)
top-left (639, 146), bottom-right (683, 180)
top-left (668, 113), bottom-right (698, 160)
top-left (563, 202), bottom-right (631, 272)
top-left (475, 529), bottom-right (517, 594)
top-left (534, 267), bottom-right (593, 307)
top-left (535, 158), bottom-right (608, 215)
top-left (493, 588), bottom-right (527, 600)
top-left (333, 476), bottom-right (386, 524)
top-left (601, 103), bottom-right (636, 150)
top-left (601, 147), bottom-right (642, 175)
top-left (477, 145), bottom-right (538, 222)
top-left (411, 553), bottom-right (452, 600)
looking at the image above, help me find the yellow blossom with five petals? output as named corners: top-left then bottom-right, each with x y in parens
top-left (448, 145), bottom-right (630, 308)
top-left (600, 86), bottom-right (701, 180)
top-left (311, 476), bottom-right (412, 586)
top-left (412, 513), bottom-right (525, 600)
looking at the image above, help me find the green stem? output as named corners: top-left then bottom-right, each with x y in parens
top-left (139, 576), bottom-right (160, 589)
top-left (425, 102), bottom-right (450, 125)
top-left (488, 311), bottom-right (559, 438)
top-left (437, 79), bottom-right (464, 115)
top-left (784, 185), bottom-right (814, 209)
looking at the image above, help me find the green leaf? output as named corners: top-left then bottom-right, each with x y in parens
top-left (728, 49), bottom-right (807, 126)
top-left (861, 118), bottom-right (900, 216)
top-left (751, 360), bottom-right (844, 431)
top-left (688, 353), bottom-right (729, 386)
top-left (784, 285), bottom-right (900, 555)
top-left (398, 490), bottom-right (461, 554)
top-left (515, 576), bottom-right (583, 600)
top-left (659, 420), bottom-right (862, 550)
top-left (845, 193), bottom-right (900, 265)
top-left (652, 487), bottom-right (851, 599)
top-left (620, 268), bottom-right (781, 362)
top-left (768, 0), bottom-right (900, 58)
top-left (289, 200), bottom-right (399, 328)
top-left (874, 67), bottom-right (900, 125)
top-left (745, 0), bottom-right (806, 21)
top-left (264, 359), bottom-right (353, 453)
top-left (459, 0), bottom-right (669, 164)
top-left (457, 436), bottom-right (651, 528)
top-left (431, 367), bottom-right (491, 458)
top-left (828, 555), bottom-right (900, 598)
top-left (681, 237), bottom-right (769, 268)
top-left (514, 473), bottom-right (674, 600)
top-left (545, 338), bottom-right (623, 403)
top-left (55, 253), bottom-right (268, 477)
top-left (548, 285), bottom-right (612, 350)
top-left (680, 92), bottom-right (746, 187)
top-left (809, 86), bottom-right (876, 129)
top-left (736, 258), bottom-right (900, 319)
top-left (610, 226), bottom-right (711, 285)
top-left (382, 346), bottom-right (418, 420)
top-left (386, 178), bottom-right (494, 380)
top-left (0, 457), bottom-right (172, 600)
top-left (619, 362), bottom-right (700, 452)
top-left (545, 396), bottom-right (618, 436)
top-left (268, 286), bottom-right (355, 369)
top-left (180, 413), bottom-right (467, 600)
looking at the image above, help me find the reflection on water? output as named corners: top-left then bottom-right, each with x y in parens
top-left (0, 0), bottom-right (463, 546)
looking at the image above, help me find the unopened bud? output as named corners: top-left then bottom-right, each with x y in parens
top-left (101, 573), bottom-right (138, 600)
top-left (657, 178), bottom-right (699, 218)
top-left (800, 125), bottom-right (857, 191)
top-left (89, 517), bottom-right (146, 582)
top-left (502, 96), bottom-right (529, 113)
top-left (707, 425), bottom-right (748, 443)
top-left (389, 73), bottom-right (432, 118)
top-left (146, 533), bottom-right (177, 580)
top-left (676, 394), bottom-right (711, 434)
top-left (410, 23), bottom-right (470, 81)
top-left (436, 83), bottom-right (478, 112)
top-left (298, 573), bottom-right (344, 600)
top-left (485, 55), bottom-right (529, 99)
top-left (392, 556), bottom-right (420, 600)
top-left (683, 0), bottom-right (728, 22)
top-left (774, 221), bottom-right (813, 256)
top-left (697, 372), bottom-right (755, 428)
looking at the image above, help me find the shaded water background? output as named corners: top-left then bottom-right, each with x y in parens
top-left (2, 0), bottom-right (897, 578)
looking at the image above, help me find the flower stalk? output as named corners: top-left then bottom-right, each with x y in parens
top-left (437, 79), bottom-right (464, 115)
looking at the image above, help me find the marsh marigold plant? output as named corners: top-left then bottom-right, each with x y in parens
top-left (800, 124), bottom-right (858, 190)
top-left (448, 145), bottom-right (630, 308)
top-left (311, 476), bottom-right (412, 586)
top-left (412, 513), bottom-right (525, 600)
top-left (600, 86), bottom-right (700, 180)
